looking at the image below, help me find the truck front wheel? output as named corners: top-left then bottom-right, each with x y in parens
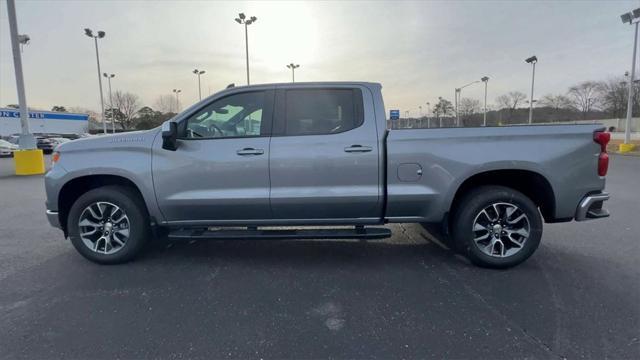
top-left (67, 185), bottom-right (149, 264)
top-left (451, 185), bottom-right (542, 268)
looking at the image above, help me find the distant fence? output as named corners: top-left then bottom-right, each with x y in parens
top-left (389, 117), bottom-right (639, 133)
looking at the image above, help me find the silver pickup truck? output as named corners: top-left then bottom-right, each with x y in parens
top-left (44, 82), bottom-right (611, 268)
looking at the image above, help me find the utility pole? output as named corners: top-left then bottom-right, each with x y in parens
top-left (235, 13), bottom-right (257, 85)
top-left (103, 73), bottom-right (115, 133)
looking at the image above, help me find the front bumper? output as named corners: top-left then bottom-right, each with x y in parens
top-left (46, 209), bottom-right (61, 228)
top-left (575, 192), bottom-right (610, 221)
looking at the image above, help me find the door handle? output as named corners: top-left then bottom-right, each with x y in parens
top-left (344, 145), bottom-right (372, 153)
top-left (236, 148), bottom-right (264, 156)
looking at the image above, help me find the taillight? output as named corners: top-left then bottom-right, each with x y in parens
top-left (593, 131), bottom-right (610, 176)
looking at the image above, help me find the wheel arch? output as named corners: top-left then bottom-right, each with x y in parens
top-left (448, 169), bottom-right (557, 224)
top-left (58, 174), bottom-right (149, 236)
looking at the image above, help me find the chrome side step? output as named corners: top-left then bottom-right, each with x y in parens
top-left (167, 226), bottom-right (392, 240)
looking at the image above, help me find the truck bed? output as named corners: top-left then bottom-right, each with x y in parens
top-left (384, 124), bottom-right (605, 223)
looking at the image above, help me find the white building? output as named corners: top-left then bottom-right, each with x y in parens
top-left (0, 108), bottom-right (89, 136)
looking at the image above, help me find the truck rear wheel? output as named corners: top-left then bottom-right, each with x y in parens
top-left (451, 185), bottom-right (542, 268)
top-left (67, 185), bottom-right (149, 264)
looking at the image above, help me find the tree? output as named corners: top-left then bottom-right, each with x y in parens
top-left (112, 91), bottom-right (141, 129)
top-left (458, 98), bottom-right (480, 117)
top-left (567, 81), bottom-right (600, 119)
top-left (136, 106), bottom-right (172, 130)
top-left (597, 77), bottom-right (635, 119)
top-left (538, 94), bottom-right (571, 110)
top-left (433, 97), bottom-right (454, 118)
top-left (154, 94), bottom-right (180, 114)
top-left (6, 104), bottom-right (18, 109)
top-left (496, 91), bottom-right (526, 122)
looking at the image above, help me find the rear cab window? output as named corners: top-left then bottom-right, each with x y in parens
top-left (274, 88), bottom-right (364, 136)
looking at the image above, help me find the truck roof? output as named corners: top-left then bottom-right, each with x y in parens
top-left (223, 81), bottom-right (382, 91)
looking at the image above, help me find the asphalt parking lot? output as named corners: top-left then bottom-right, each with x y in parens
top-left (0, 154), bottom-right (638, 359)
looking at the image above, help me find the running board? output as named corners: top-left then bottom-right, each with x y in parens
top-left (167, 227), bottom-right (392, 240)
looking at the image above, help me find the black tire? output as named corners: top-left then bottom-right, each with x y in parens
top-left (67, 185), bottom-right (149, 264)
top-left (451, 185), bottom-right (542, 269)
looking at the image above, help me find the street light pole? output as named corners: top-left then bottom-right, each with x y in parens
top-left (426, 102), bottom-right (431, 128)
top-left (621, 9), bottom-right (640, 145)
top-left (193, 69), bottom-right (206, 101)
top-left (103, 73), bottom-right (115, 133)
top-left (455, 80), bottom-right (480, 127)
top-left (172, 89), bottom-right (181, 112)
top-left (235, 13), bottom-right (257, 85)
top-left (85, 28), bottom-right (107, 134)
top-left (525, 55), bottom-right (538, 124)
top-left (481, 76), bottom-right (489, 126)
top-left (6, 0), bottom-right (35, 149)
top-left (286, 63), bottom-right (300, 82)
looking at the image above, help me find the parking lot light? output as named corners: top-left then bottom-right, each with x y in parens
top-left (455, 80), bottom-right (481, 127)
top-left (103, 73), bottom-right (115, 133)
top-left (84, 27), bottom-right (107, 134)
top-left (620, 8), bottom-right (640, 147)
top-left (286, 63), bottom-right (300, 82)
top-left (235, 13), bottom-right (257, 85)
top-left (193, 69), bottom-right (206, 101)
top-left (172, 89), bottom-right (182, 112)
top-left (525, 55), bottom-right (538, 124)
top-left (481, 76), bottom-right (489, 126)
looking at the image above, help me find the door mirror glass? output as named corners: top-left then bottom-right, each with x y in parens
top-left (162, 121), bottom-right (178, 151)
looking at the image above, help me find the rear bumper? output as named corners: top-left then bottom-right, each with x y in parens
top-left (575, 192), bottom-right (609, 221)
top-left (46, 209), bottom-right (61, 228)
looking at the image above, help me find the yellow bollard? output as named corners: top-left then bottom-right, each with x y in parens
top-left (618, 143), bottom-right (637, 153)
top-left (13, 149), bottom-right (45, 175)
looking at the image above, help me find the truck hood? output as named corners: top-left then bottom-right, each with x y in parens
top-left (56, 129), bottom-right (161, 153)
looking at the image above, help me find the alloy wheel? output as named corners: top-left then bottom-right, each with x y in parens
top-left (471, 202), bottom-right (530, 258)
top-left (78, 201), bottom-right (130, 255)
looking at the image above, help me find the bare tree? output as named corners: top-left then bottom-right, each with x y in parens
top-left (567, 81), bottom-right (600, 119)
top-left (458, 98), bottom-right (481, 116)
top-left (496, 91), bottom-right (526, 121)
top-left (113, 91), bottom-right (141, 129)
top-left (597, 78), bottom-right (625, 119)
top-left (154, 94), bottom-right (180, 114)
top-left (539, 94), bottom-right (571, 110)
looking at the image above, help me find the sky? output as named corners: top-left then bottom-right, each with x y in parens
top-left (0, 0), bottom-right (638, 116)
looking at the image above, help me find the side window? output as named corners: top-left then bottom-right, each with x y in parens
top-left (182, 91), bottom-right (266, 139)
top-left (284, 89), bottom-right (363, 136)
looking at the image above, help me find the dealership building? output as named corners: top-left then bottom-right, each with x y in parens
top-left (0, 108), bottom-right (88, 136)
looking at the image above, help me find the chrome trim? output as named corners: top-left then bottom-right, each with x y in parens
top-left (575, 192), bottom-right (609, 221)
top-left (46, 210), bottom-right (61, 228)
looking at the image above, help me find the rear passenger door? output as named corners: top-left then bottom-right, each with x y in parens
top-left (269, 86), bottom-right (381, 221)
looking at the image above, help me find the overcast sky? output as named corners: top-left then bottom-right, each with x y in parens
top-left (0, 0), bottom-right (637, 115)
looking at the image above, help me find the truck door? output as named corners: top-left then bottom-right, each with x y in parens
top-left (152, 90), bottom-right (274, 223)
top-left (269, 86), bottom-right (381, 221)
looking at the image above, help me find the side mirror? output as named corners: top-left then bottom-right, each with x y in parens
top-left (162, 121), bottom-right (178, 151)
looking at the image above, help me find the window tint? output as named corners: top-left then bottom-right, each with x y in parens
top-left (183, 91), bottom-right (266, 139)
top-left (284, 89), bottom-right (363, 136)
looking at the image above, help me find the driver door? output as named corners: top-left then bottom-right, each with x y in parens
top-left (152, 89), bottom-right (274, 224)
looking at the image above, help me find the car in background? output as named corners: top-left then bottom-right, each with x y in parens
top-left (36, 137), bottom-right (55, 154)
top-left (48, 137), bottom-right (72, 147)
top-left (0, 139), bottom-right (19, 157)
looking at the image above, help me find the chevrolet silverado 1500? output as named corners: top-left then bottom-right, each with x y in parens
top-left (44, 82), bottom-right (611, 268)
